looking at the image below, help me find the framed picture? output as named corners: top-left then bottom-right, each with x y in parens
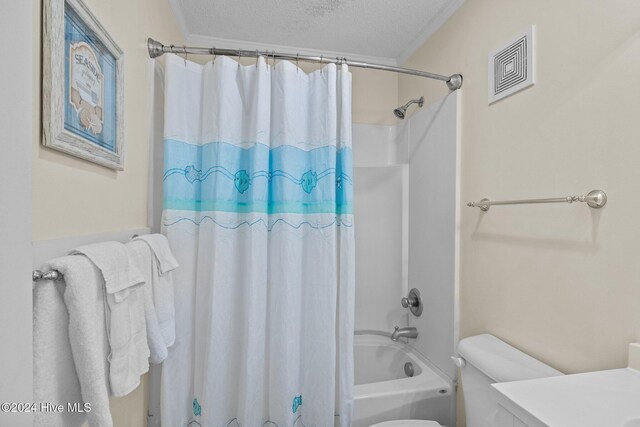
top-left (43, 0), bottom-right (124, 170)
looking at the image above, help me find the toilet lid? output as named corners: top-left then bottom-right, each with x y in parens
top-left (369, 420), bottom-right (442, 427)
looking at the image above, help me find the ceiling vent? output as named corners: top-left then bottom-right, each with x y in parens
top-left (488, 26), bottom-right (535, 104)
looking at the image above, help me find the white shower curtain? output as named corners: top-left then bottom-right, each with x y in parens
top-left (160, 54), bottom-right (355, 427)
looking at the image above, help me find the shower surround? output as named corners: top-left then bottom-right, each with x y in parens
top-left (353, 92), bottom-right (460, 425)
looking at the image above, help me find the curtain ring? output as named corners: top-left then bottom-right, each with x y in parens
top-left (182, 46), bottom-right (188, 66)
top-left (237, 48), bottom-right (241, 69)
top-left (296, 53), bottom-right (299, 73)
top-left (256, 49), bottom-right (259, 68)
top-left (320, 55), bottom-right (323, 75)
top-left (211, 46), bottom-right (216, 65)
top-left (272, 50), bottom-right (276, 72)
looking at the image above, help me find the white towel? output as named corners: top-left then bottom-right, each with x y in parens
top-left (71, 241), bottom-right (144, 297)
top-left (33, 256), bottom-right (112, 427)
top-left (126, 239), bottom-right (168, 364)
top-left (133, 234), bottom-right (179, 348)
top-left (71, 242), bottom-right (150, 397)
top-left (134, 234), bottom-right (179, 274)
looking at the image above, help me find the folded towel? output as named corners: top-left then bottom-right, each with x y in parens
top-left (133, 234), bottom-right (179, 274)
top-left (132, 234), bottom-right (179, 348)
top-left (126, 239), bottom-right (168, 364)
top-left (34, 256), bottom-right (112, 427)
top-left (72, 242), bottom-right (150, 397)
top-left (72, 241), bottom-right (144, 296)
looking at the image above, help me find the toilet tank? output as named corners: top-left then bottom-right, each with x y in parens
top-left (457, 334), bottom-right (563, 427)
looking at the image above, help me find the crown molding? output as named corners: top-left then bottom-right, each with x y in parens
top-left (185, 34), bottom-right (400, 67)
top-left (396, 0), bottom-right (466, 65)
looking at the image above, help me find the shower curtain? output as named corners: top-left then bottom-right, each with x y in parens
top-left (160, 54), bottom-right (354, 427)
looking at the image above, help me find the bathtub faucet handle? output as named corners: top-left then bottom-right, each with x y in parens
top-left (401, 297), bottom-right (414, 308)
top-left (401, 288), bottom-right (423, 317)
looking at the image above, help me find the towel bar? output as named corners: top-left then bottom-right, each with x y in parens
top-left (467, 190), bottom-right (607, 212)
top-left (32, 270), bottom-right (62, 282)
top-left (32, 234), bottom-right (142, 282)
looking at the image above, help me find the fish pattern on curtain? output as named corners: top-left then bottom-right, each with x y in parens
top-left (160, 54), bottom-right (355, 427)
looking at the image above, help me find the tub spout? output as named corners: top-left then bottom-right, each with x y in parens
top-left (391, 326), bottom-right (418, 342)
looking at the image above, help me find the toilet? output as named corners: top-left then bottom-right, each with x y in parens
top-left (369, 334), bottom-right (563, 427)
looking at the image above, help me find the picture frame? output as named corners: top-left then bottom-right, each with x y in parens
top-left (43, 0), bottom-right (124, 170)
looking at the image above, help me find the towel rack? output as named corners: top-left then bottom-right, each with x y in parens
top-left (467, 189), bottom-right (607, 212)
top-left (32, 234), bottom-right (142, 282)
top-left (32, 270), bottom-right (63, 282)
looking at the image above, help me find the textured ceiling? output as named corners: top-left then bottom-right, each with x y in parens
top-left (170, 0), bottom-right (465, 64)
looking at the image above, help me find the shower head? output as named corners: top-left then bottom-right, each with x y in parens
top-left (393, 96), bottom-right (424, 120)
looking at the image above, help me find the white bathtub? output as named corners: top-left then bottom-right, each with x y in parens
top-left (352, 334), bottom-right (454, 427)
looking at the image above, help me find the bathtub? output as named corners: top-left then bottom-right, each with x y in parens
top-left (352, 334), bottom-right (454, 427)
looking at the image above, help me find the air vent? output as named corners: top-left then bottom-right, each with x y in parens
top-left (488, 26), bottom-right (535, 104)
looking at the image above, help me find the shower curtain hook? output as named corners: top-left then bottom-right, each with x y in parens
top-left (237, 48), bottom-right (241, 69)
top-left (182, 45), bottom-right (188, 66)
top-left (296, 53), bottom-right (299, 73)
top-left (272, 50), bottom-right (276, 72)
top-left (320, 55), bottom-right (323, 75)
top-left (256, 50), bottom-right (259, 68)
top-left (211, 46), bottom-right (216, 65)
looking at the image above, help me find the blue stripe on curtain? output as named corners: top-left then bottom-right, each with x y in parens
top-left (163, 139), bottom-right (353, 215)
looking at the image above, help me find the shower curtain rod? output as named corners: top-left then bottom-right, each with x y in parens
top-left (147, 38), bottom-right (463, 91)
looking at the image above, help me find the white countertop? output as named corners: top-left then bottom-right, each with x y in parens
top-left (493, 367), bottom-right (640, 427)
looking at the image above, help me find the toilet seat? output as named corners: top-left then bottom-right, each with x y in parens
top-left (369, 420), bottom-right (443, 427)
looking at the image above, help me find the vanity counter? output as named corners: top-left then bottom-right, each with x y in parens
top-left (492, 344), bottom-right (640, 427)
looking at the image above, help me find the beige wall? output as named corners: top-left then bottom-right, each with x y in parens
top-left (352, 68), bottom-right (398, 125)
top-left (33, 0), bottom-right (184, 241)
top-left (399, 0), bottom-right (640, 425)
top-left (32, 0), bottom-right (183, 425)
